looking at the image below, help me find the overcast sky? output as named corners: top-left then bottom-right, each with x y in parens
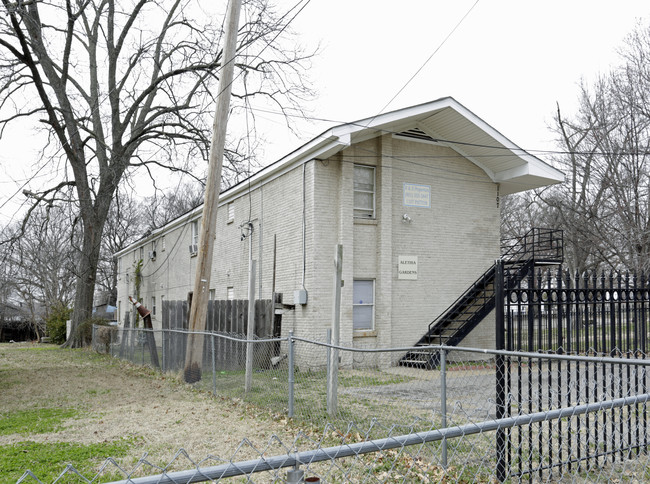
top-left (260, 0), bottom-right (650, 160)
top-left (1, 0), bottom-right (649, 225)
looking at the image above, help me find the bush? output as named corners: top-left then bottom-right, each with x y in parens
top-left (45, 304), bottom-right (72, 345)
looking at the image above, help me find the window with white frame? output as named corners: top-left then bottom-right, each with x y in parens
top-left (353, 279), bottom-right (374, 330)
top-left (209, 289), bottom-right (215, 300)
top-left (139, 246), bottom-right (144, 260)
top-left (151, 296), bottom-right (156, 316)
top-left (227, 286), bottom-right (234, 300)
top-left (353, 165), bottom-right (375, 219)
top-left (191, 220), bottom-right (199, 245)
top-left (161, 236), bottom-right (166, 251)
top-left (227, 203), bottom-right (234, 224)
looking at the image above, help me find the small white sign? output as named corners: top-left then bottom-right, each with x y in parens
top-left (398, 255), bottom-right (418, 280)
top-left (403, 183), bottom-right (431, 208)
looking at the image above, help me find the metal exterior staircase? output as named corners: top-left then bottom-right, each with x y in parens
top-left (399, 228), bottom-right (563, 369)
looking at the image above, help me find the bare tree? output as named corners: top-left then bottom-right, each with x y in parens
top-left (96, 189), bottom-right (142, 308)
top-left (141, 180), bottom-right (205, 229)
top-left (536, 20), bottom-right (650, 275)
top-left (0, 205), bottom-right (77, 338)
top-left (0, 0), bottom-right (313, 346)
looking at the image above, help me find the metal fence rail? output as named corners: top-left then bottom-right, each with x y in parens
top-left (20, 329), bottom-right (638, 482)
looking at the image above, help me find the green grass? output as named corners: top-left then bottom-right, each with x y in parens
top-left (0, 408), bottom-right (79, 436)
top-left (14, 345), bottom-right (59, 351)
top-left (1, 439), bottom-right (133, 483)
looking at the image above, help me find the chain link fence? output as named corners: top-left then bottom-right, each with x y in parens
top-left (16, 326), bottom-right (650, 483)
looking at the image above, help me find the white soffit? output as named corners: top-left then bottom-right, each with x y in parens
top-left (276, 97), bottom-right (563, 197)
top-left (386, 99), bottom-right (564, 194)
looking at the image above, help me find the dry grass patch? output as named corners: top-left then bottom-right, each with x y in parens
top-left (0, 342), bottom-right (303, 478)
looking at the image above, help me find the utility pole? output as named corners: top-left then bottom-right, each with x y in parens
top-left (184, 0), bottom-right (242, 383)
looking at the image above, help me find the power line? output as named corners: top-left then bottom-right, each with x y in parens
top-left (377, 0), bottom-right (481, 116)
top-left (243, 104), bottom-right (650, 159)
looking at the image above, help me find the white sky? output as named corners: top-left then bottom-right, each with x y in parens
top-left (260, 0), bottom-right (650, 160)
top-left (1, 0), bottom-right (649, 225)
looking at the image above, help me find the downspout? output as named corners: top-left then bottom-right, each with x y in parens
top-left (301, 162), bottom-right (306, 291)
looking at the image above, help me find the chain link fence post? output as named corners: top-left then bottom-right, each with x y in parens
top-left (211, 333), bottom-right (216, 396)
top-left (286, 467), bottom-right (304, 483)
top-left (288, 330), bottom-right (295, 418)
top-left (495, 259), bottom-right (507, 482)
top-left (161, 328), bottom-right (166, 373)
top-left (440, 347), bottom-right (447, 468)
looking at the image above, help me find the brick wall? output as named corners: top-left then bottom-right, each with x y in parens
top-left (116, 134), bottom-right (500, 361)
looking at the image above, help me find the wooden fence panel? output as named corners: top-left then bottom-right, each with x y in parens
top-left (161, 298), bottom-right (279, 372)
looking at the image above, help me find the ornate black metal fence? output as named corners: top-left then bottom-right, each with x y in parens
top-left (496, 264), bottom-right (650, 480)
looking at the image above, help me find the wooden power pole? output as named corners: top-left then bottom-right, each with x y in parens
top-left (184, 0), bottom-right (242, 383)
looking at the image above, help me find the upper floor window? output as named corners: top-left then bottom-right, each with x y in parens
top-left (227, 203), bottom-right (234, 224)
top-left (191, 220), bottom-right (199, 245)
top-left (354, 165), bottom-right (375, 219)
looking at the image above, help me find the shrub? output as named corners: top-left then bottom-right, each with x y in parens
top-left (45, 303), bottom-right (72, 345)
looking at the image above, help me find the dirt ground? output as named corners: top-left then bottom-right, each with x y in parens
top-left (0, 343), bottom-right (304, 473)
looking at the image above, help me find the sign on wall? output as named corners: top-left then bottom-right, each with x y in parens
top-left (403, 183), bottom-right (431, 208)
top-left (398, 255), bottom-right (418, 280)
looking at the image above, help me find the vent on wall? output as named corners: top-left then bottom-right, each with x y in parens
top-left (395, 128), bottom-right (438, 143)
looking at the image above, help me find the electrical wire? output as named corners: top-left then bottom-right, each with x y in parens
top-left (376, 0), bottom-right (481, 116)
top-left (243, 104), bottom-right (650, 159)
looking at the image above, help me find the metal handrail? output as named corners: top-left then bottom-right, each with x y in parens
top-left (501, 228), bottom-right (563, 263)
top-left (424, 228), bottom-right (563, 346)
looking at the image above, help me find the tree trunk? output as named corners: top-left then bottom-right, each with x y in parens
top-left (64, 209), bottom-right (108, 348)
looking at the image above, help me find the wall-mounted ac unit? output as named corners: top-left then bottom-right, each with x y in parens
top-left (189, 244), bottom-right (198, 255)
top-left (148, 250), bottom-right (156, 260)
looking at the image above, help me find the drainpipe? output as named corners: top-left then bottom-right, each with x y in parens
top-left (301, 162), bottom-right (306, 291)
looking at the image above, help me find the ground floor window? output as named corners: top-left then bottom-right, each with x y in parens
top-left (353, 279), bottom-right (374, 330)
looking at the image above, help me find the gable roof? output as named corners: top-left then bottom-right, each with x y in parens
top-left (116, 97), bottom-right (563, 255)
top-left (278, 96), bottom-right (563, 196)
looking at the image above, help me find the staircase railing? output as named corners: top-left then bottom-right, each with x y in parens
top-left (422, 263), bottom-right (496, 346)
top-left (425, 228), bottom-right (563, 346)
top-left (401, 228), bottom-right (563, 368)
top-left (501, 228), bottom-right (563, 265)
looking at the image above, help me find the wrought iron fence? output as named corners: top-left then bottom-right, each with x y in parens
top-left (496, 265), bottom-right (650, 480)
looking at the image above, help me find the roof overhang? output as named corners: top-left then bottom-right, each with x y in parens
top-left (115, 97), bottom-right (563, 256)
top-left (316, 96), bottom-right (563, 195)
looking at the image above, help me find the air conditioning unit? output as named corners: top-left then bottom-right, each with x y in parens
top-left (189, 244), bottom-right (198, 255)
top-left (148, 250), bottom-right (156, 260)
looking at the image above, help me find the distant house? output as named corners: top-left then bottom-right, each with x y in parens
top-left (0, 302), bottom-right (41, 342)
top-left (115, 97), bottom-right (563, 361)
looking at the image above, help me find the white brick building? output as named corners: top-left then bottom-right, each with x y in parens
top-left (115, 97), bottom-right (563, 359)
